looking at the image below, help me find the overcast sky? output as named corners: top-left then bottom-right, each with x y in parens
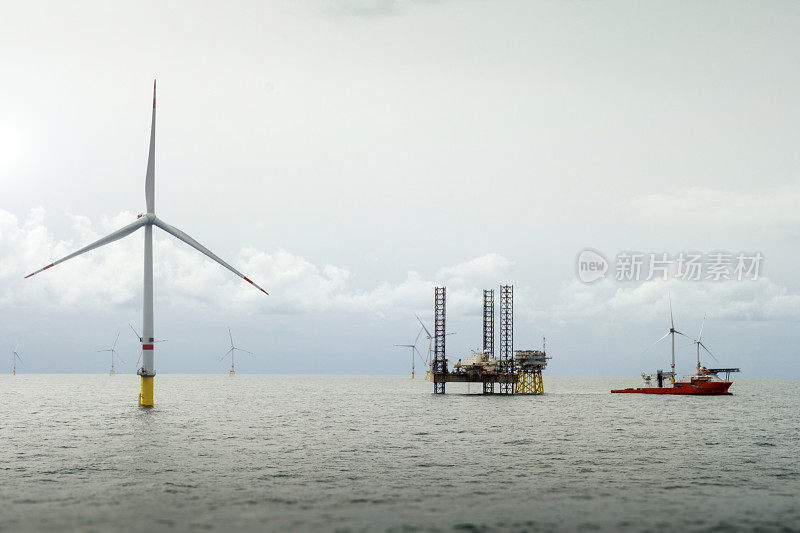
top-left (1, 0), bottom-right (799, 376)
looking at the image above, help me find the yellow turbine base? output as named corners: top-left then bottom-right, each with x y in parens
top-left (139, 376), bottom-right (154, 407)
top-left (229, 370), bottom-right (236, 377)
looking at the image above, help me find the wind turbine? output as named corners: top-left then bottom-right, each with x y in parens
top-left (24, 81), bottom-right (269, 406)
top-left (394, 326), bottom-right (425, 379)
top-left (11, 344), bottom-right (23, 375)
top-left (692, 314), bottom-right (719, 371)
top-left (414, 313), bottom-right (456, 370)
top-left (221, 328), bottom-right (253, 377)
top-left (649, 294), bottom-right (690, 383)
top-left (97, 332), bottom-right (124, 376)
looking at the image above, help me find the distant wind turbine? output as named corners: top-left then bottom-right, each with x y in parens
top-left (221, 328), bottom-right (253, 377)
top-left (648, 293), bottom-right (691, 383)
top-left (24, 81), bottom-right (269, 406)
top-left (394, 326), bottom-right (425, 379)
top-left (11, 344), bottom-right (23, 375)
top-left (692, 314), bottom-right (719, 370)
top-left (97, 332), bottom-right (124, 376)
top-left (414, 313), bottom-right (456, 374)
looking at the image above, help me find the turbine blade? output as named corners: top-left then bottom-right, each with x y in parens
top-left (414, 346), bottom-right (426, 363)
top-left (643, 332), bottom-right (670, 354)
top-left (669, 292), bottom-right (674, 329)
top-left (112, 332), bottom-right (120, 350)
top-left (220, 348), bottom-right (233, 361)
top-left (129, 324), bottom-right (142, 342)
top-left (152, 216), bottom-right (269, 295)
top-left (414, 326), bottom-right (424, 346)
top-left (238, 348), bottom-right (254, 355)
top-left (698, 314), bottom-right (706, 341)
top-left (229, 327), bottom-right (234, 347)
top-left (674, 330), bottom-right (692, 340)
top-left (25, 217), bottom-right (146, 278)
top-left (654, 332), bottom-right (671, 344)
top-left (145, 79), bottom-right (156, 213)
top-left (699, 342), bottom-right (719, 362)
top-left (414, 314), bottom-right (432, 338)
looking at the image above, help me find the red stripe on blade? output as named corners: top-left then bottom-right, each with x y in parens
top-left (43, 264), bottom-right (54, 270)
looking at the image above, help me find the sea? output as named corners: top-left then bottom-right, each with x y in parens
top-left (0, 375), bottom-right (798, 532)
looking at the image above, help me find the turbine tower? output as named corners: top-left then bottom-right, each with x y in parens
top-left (25, 81), bottom-right (269, 406)
top-left (11, 344), bottom-right (22, 375)
top-left (221, 328), bottom-right (253, 377)
top-left (97, 332), bottom-right (124, 376)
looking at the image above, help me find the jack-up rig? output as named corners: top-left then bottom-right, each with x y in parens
top-left (426, 285), bottom-right (550, 394)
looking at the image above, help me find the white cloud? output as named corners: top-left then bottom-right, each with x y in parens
top-left (552, 277), bottom-right (800, 326)
top-left (0, 208), bottom-right (514, 319)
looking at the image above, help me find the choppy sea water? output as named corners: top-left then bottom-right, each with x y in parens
top-left (0, 375), bottom-right (798, 532)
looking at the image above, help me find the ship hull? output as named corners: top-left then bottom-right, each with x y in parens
top-left (611, 381), bottom-right (732, 395)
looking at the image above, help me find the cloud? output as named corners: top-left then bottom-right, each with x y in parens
top-left (0, 208), bottom-right (514, 319)
top-left (551, 277), bottom-right (800, 326)
top-left (6, 207), bottom-right (796, 332)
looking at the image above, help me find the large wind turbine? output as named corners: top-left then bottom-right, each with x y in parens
top-left (25, 81), bottom-right (269, 406)
top-left (650, 294), bottom-right (690, 383)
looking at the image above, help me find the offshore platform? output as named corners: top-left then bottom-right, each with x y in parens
top-left (427, 285), bottom-right (549, 395)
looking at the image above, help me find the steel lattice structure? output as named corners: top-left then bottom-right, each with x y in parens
top-left (433, 286), bottom-right (447, 394)
top-left (483, 289), bottom-right (494, 357)
top-left (499, 285), bottom-right (514, 394)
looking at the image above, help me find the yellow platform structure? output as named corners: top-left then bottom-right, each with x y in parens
top-left (513, 369), bottom-right (544, 394)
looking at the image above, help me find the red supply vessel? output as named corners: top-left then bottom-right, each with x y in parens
top-left (611, 297), bottom-right (740, 395)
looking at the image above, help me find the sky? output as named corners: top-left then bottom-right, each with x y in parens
top-left (1, 0), bottom-right (799, 376)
